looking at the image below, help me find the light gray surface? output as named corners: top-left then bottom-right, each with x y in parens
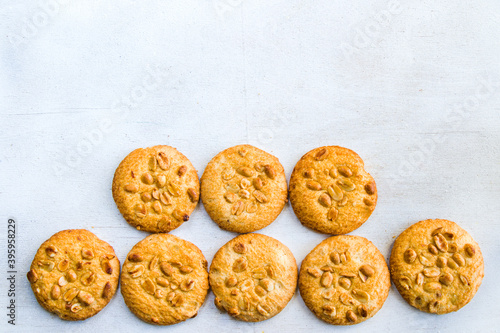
top-left (1, 1), bottom-right (500, 332)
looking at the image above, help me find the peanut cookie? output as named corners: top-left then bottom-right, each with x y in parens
top-left (121, 234), bottom-right (209, 325)
top-left (289, 146), bottom-right (377, 234)
top-left (26, 229), bottom-right (120, 321)
top-left (299, 236), bottom-right (390, 325)
top-left (201, 145), bottom-right (288, 233)
top-left (112, 145), bottom-right (200, 233)
top-left (209, 233), bottom-right (297, 322)
top-left (390, 219), bottom-right (484, 314)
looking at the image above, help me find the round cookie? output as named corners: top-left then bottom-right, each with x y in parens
top-left (299, 235), bottom-right (390, 325)
top-left (201, 144), bottom-right (288, 233)
top-left (121, 234), bottom-right (209, 325)
top-left (26, 229), bottom-right (120, 321)
top-left (209, 233), bottom-right (297, 322)
top-left (112, 145), bottom-right (200, 233)
top-left (390, 219), bottom-right (484, 314)
top-left (289, 146), bottom-right (377, 234)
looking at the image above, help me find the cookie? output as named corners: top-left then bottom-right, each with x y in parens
top-left (112, 145), bottom-right (200, 233)
top-left (121, 234), bottom-right (209, 325)
top-left (299, 235), bottom-right (390, 325)
top-left (201, 145), bottom-right (288, 233)
top-left (390, 219), bottom-right (484, 314)
top-left (209, 233), bottom-right (297, 321)
top-left (289, 146), bottom-right (377, 234)
top-left (26, 229), bottom-right (120, 321)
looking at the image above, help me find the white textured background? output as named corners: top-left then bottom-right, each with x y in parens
top-left (1, 1), bottom-right (500, 332)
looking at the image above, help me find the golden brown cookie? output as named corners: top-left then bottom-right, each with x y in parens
top-left (112, 145), bottom-right (200, 233)
top-left (121, 234), bottom-right (209, 325)
top-left (299, 235), bottom-right (390, 325)
top-left (26, 229), bottom-right (120, 321)
top-left (209, 233), bottom-right (297, 322)
top-left (289, 146), bottom-right (377, 234)
top-left (200, 145), bottom-right (288, 233)
top-left (390, 219), bottom-right (484, 314)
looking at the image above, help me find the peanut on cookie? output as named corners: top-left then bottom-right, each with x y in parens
top-left (27, 229), bottom-right (120, 320)
top-left (289, 146), bottom-right (377, 234)
top-left (390, 219), bottom-right (484, 314)
top-left (201, 145), bottom-right (288, 233)
top-left (299, 235), bottom-right (390, 325)
top-left (121, 234), bottom-right (209, 325)
top-left (112, 145), bottom-right (200, 233)
top-left (209, 233), bottom-right (297, 321)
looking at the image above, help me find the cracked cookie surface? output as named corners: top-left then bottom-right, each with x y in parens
top-left (390, 219), bottom-right (484, 314)
top-left (299, 235), bottom-right (390, 325)
top-left (112, 145), bottom-right (200, 233)
top-left (209, 233), bottom-right (297, 322)
top-left (27, 229), bottom-right (120, 321)
top-left (121, 234), bottom-right (209, 325)
top-left (289, 146), bottom-right (377, 234)
top-left (201, 145), bottom-right (288, 233)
